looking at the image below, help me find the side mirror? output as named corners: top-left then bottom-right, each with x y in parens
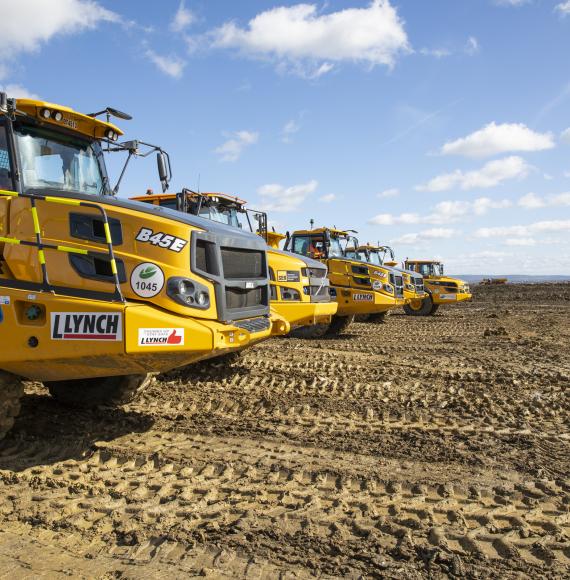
top-left (157, 152), bottom-right (169, 192)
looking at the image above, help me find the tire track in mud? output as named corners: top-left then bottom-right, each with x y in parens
top-left (0, 430), bottom-right (568, 576)
top-left (0, 284), bottom-right (568, 577)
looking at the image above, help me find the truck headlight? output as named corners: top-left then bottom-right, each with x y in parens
top-left (167, 277), bottom-right (210, 309)
top-left (281, 287), bottom-right (301, 301)
top-left (383, 283), bottom-right (394, 294)
top-left (372, 280), bottom-right (383, 291)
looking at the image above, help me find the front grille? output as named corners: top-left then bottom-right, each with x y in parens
top-left (304, 284), bottom-right (330, 302)
top-left (225, 286), bottom-right (266, 309)
top-left (233, 317), bottom-right (270, 334)
top-left (221, 247), bottom-right (265, 279)
top-left (351, 264), bottom-right (369, 276)
top-left (302, 267), bottom-right (327, 279)
top-left (390, 273), bottom-right (404, 298)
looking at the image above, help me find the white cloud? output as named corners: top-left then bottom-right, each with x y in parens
top-left (257, 179), bottom-right (318, 212)
top-left (0, 0), bottom-right (119, 58)
top-left (518, 192), bottom-right (545, 209)
top-left (556, 1), bottom-right (570, 16)
top-left (319, 193), bottom-right (336, 203)
top-left (440, 122), bottom-right (554, 158)
top-left (475, 220), bottom-right (570, 238)
top-left (369, 196), bottom-right (511, 226)
top-left (495, 0), bottom-right (530, 5)
top-left (0, 83), bottom-right (40, 100)
top-left (465, 36), bottom-right (479, 55)
top-left (416, 156), bottom-right (530, 192)
top-left (208, 0), bottom-right (410, 78)
top-left (214, 130), bottom-right (259, 162)
top-left (419, 47), bottom-right (451, 59)
top-left (505, 238), bottom-right (536, 246)
top-left (518, 191), bottom-right (570, 209)
top-left (281, 119), bottom-right (301, 143)
top-left (145, 49), bottom-right (186, 78)
top-left (561, 128), bottom-right (570, 144)
top-left (171, 1), bottom-right (195, 32)
top-left (392, 228), bottom-right (458, 245)
top-left (377, 188), bottom-right (399, 198)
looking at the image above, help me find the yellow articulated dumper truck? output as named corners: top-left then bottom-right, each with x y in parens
top-left (347, 244), bottom-right (427, 319)
top-left (284, 226), bottom-right (406, 335)
top-left (403, 260), bottom-right (472, 316)
top-left (0, 94), bottom-right (286, 440)
top-left (130, 191), bottom-right (338, 331)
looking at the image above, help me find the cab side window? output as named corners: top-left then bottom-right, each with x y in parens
top-left (0, 125), bottom-right (13, 191)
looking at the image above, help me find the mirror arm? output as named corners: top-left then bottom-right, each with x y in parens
top-left (112, 150), bottom-right (133, 195)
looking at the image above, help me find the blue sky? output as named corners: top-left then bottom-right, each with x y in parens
top-left (1, 0), bottom-right (569, 274)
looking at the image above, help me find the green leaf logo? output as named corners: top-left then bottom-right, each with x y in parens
top-left (140, 266), bottom-right (157, 279)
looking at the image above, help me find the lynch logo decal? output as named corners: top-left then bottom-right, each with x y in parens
top-left (51, 312), bottom-right (122, 341)
top-left (138, 328), bottom-right (185, 346)
top-left (353, 293), bottom-right (374, 302)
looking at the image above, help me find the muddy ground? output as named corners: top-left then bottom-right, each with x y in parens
top-left (0, 283), bottom-right (568, 579)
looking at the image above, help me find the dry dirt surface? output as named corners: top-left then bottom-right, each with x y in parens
top-left (0, 283), bottom-right (569, 579)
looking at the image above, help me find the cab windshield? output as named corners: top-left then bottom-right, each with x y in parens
top-left (368, 251), bottom-right (382, 266)
top-left (15, 125), bottom-right (107, 195)
top-left (198, 204), bottom-right (243, 228)
top-left (329, 236), bottom-right (344, 258)
top-left (417, 263), bottom-right (444, 276)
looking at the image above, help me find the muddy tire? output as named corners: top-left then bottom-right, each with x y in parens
top-left (0, 371), bottom-right (24, 441)
top-left (325, 315), bottom-right (354, 336)
top-left (367, 312), bottom-right (388, 323)
top-left (290, 324), bottom-right (329, 339)
top-left (404, 294), bottom-right (435, 317)
top-left (45, 374), bottom-right (151, 408)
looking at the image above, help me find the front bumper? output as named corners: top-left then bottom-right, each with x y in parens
top-left (432, 291), bottom-right (473, 304)
top-left (334, 287), bottom-right (406, 316)
top-left (404, 289), bottom-right (427, 302)
top-left (272, 300), bottom-right (338, 328)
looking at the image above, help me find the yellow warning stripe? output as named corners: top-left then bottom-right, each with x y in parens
top-left (0, 236), bottom-right (20, 245)
top-left (44, 196), bottom-right (81, 206)
top-left (31, 206), bottom-right (41, 235)
top-left (103, 221), bottom-right (112, 244)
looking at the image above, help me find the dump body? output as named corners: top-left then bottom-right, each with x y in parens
top-left (130, 192), bottom-right (337, 329)
top-left (0, 97), bottom-right (284, 381)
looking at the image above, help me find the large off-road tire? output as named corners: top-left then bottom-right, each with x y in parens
top-left (429, 303), bottom-right (440, 315)
top-left (291, 315), bottom-right (354, 338)
top-left (325, 315), bottom-right (354, 336)
top-left (290, 324), bottom-right (329, 339)
top-left (404, 294), bottom-right (435, 317)
top-left (367, 311), bottom-right (388, 323)
top-left (0, 371), bottom-right (24, 441)
top-left (45, 374), bottom-right (151, 408)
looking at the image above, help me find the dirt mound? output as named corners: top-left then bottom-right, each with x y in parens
top-left (0, 284), bottom-right (568, 577)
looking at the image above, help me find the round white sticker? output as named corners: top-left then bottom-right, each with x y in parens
top-left (130, 262), bottom-right (165, 298)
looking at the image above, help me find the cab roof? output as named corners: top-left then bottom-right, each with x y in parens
top-left (130, 191), bottom-right (247, 207)
top-left (406, 259), bottom-right (443, 265)
top-left (293, 227), bottom-right (351, 236)
top-left (14, 98), bottom-right (123, 140)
